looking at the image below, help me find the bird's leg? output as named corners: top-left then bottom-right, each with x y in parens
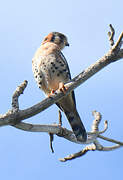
top-left (48, 82), bottom-right (67, 97)
top-left (58, 82), bottom-right (68, 93)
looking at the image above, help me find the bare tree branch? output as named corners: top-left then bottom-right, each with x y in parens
top-left (59, 144), bottom-right (96, 162)
top-left (0, 28), bottom-right (123, 127)
top-left (98, 135), bottom-right (123, 146)
top-left (49, 133), bottom-right (54, 153)
top-left (1, 44), bottom-right (123, 127)
top-left (59, 111), bottom-right (123, 162)
top-left (12, 80), bottom-right (28, 112)
top-left (108, 24), bottom-right (115, 46)
top-left (0, 25), bottom-right (123, 161)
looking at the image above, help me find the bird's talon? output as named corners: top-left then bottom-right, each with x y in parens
top-left (48, 89), bottom-right (55, 97)
top-left (51, 89), bottom-right (55, 94)
top-left (59, 82), bottom-right (67, 93)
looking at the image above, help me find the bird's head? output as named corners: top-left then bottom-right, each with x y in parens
top-left (42, 32), bottom-right (69, 50)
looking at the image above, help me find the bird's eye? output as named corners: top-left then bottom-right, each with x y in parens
top-left (50, 35), bottom-right (55, 42)
top-left (44, 37), bottom-right (48, 41)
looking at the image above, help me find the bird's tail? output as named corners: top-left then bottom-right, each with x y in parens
top-left (64, 110), bottom-right (87, 142)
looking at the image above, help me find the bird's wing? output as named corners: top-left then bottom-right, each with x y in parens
top-left (56, 51), bottom-right (76, 108)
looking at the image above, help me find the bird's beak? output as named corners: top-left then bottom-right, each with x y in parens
top-left (66, 42), bottom-right (70, 46)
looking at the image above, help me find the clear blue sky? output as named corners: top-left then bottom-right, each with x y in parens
top-left (0, 0), bottom-right (123, 179)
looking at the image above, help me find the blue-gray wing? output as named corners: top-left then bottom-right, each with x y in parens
top-left (56, 51), bottom-right (76, 108)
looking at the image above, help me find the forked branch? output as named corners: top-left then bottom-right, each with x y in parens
top-left (0, 25), bottom-right (123, 161)
top-left (59, 111), bottom-right (123, 162)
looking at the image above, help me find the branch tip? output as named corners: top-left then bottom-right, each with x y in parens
top-left (12, 80), bottom-right (28, 111)
top-left (91, 110), bottom-right (102, 132)
top-left (49, 133), bottom-right (54, 153)
top-left (59, 144), bottom-right (96, 162)
top-left (58, 110), bottom-right (62, 126)
top-left (108, 24), bottom-right (115, 46)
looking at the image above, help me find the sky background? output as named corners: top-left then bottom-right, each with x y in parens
top-left (0, 0), bottom-right (123, 179)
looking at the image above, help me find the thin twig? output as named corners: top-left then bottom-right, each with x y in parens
top-left (112, 31), bottom-right (123, 50)
top-left (12, 80), bottom-right (28, 112)
top-left (98, 120), bottom-right (108, 134)
top-left (49, 133), bottom-right (54, 153)
top-left (108, 24), bottom-right (115, 46)
top-left (91, 111), bottom-right (102, 132)
top-left (100, 144), bottom-right (121, 151)
top-left (98, 135), bottom-right (123, 146)
top-left (59, 144), bottom-right (96, 162)
top-left (58, 110), bottom-right (62, 126)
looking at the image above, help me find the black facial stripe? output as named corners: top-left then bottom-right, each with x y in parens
top-left (59, 34), bottom-right (65, 44)
top-left (51, 32), bottom-right (67, 45)
top-left (51, 34), bottom-right (55, 42)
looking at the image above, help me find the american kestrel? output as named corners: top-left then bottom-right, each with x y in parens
top-left (32, 32), bottom-right (87, 142)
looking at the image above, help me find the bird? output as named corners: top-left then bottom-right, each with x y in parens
top-left (32, 32), bottom-right (87, 142)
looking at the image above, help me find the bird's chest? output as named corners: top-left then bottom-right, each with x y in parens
top-left (41, 56), bottom-right (66, 89)
top-left (33, 54), bottom-right (69, 93)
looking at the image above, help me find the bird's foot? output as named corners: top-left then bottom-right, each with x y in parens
top-left (58, 82), bottom-right (67, 93)
top-left (47, 89), bottom-right (55, 97)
